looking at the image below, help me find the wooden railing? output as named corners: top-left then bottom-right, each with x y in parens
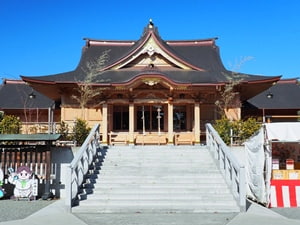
top-left (206, 123), bottom-right (246, 212)
top-left (65, 124), bottom-right (100, 210)
top-left (265, 115), bottom-right (300, 123)
top-left (21, 122), bottom-right (58, 134)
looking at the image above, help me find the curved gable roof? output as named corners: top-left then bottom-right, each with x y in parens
top-left (85, 25), bottom-right (209, 71)
top-left (22, 22), bottom-right (280, 90)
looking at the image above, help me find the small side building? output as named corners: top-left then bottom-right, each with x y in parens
top-left (0, 79), bottom-right (60, 134)
top-left (243, 79), bottom-right (300, 122)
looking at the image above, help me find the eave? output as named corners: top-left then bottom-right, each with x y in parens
top-left (238, 76), bottom-right (281, 101)
top-left (110, 74), bottom-right (190, 90)
top-left (166, 37), bottom-right (218, 46)
top-left (84, 38), bottom-right (135, 47)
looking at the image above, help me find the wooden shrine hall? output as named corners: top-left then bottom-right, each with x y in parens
top-left (21, 20), bottom-right (280, 145)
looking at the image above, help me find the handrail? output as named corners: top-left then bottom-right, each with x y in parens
top-left (65, 124), bottom-right (100, 210)
top-left (206, 123), bottom-right (246, 212)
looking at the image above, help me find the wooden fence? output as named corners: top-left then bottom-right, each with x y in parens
top-left (0, 145), bottom-right (52, 185)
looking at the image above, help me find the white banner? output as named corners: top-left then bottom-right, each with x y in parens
top-left (245, 128), bottom-right (270, 204)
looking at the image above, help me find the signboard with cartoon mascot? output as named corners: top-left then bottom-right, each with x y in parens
top-left (0, 168), bottom-right (4, 198)
top-left (8, 166), bottom-right (38, 200)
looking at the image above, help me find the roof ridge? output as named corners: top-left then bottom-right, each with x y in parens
top-left (4, 79), bottom-right (25, 84)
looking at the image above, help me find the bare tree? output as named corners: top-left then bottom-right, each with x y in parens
top-left (21, 85), bottom-right (37, 134)
top-left (215, 56), bottom-right (253, 120)
top-left (72, 50), bottom-right (110, 119)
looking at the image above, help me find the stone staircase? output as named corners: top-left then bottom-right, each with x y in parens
top-left (72, 145), bottom-right (240, 214)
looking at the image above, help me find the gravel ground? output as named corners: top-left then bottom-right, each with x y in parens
top-left (0, 199), bottom-right (55, 222)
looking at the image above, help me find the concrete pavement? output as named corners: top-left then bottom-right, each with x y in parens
top-left (227, 202), bottom-right (300, 225)
top-left (1, 199), bottom-right (300, 225)
top-left (0, 200), bottom-right (86, 225)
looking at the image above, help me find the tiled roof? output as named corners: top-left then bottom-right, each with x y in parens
top-left (0, 80), bottom-right (54, 109)
top-left (22, 23), bottom-right (280, 85)
top-left (247, 80), bottom-right (300, 109)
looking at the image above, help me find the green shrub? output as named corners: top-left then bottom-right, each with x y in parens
top-left (239, 117), bottom-right (261, 141)
top-left (213, 116), bottom-right (232, 145)
top-left (213, 117), bottom-right (261, 145)
top-left (0, 115), bottom-right (21, 134)
top-left (58, 121), bottom-right (72, 141)
top-left (72, 118), bottom-right (91, 146)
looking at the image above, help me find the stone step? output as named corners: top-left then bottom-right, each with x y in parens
top-left (101, 159), bottom-right (215, 163)
top-left (85, 174), bottom-right (223, 180)
top-left (92, 187), bottom-right (231, 194)
top-left (101, 163), bottom-right (215, 168)
top-left (105, 150), bottom-right (210, 155)
top-left (106, 150), bottom-right (208, 154)
top-left (83, 193), bottom-right (235, 200)
top-left (94, 174), bottom-right (223, 179)
top-left (94, 177), bottom-right (226, 184)
top-left (94, 176), bottom-right (225, 182)
top-left (72, 201), bottom-right (239, 213)
top-left (79, 199), bottom-right (237, 207)
top-left (98, 165), bottom-right (218, 169)
top-left (73, 146), bottom-right (239, 214)
top-left (104, 156), bottom-right (214, 161)
top-left (98, 166), bottom-right (218, 172)
top-left (107, 146), bottom-right (206, 150)
top-left (103, 157), bottom-right (213, 163)
top-left (97, 169), bottom-right (220, 175)
top-left (105, 152), bottom-right (211, 156)
top-left (92, 183), bottom-right (228, 190)
top-left (99, 161), bottom-right (217, 166)
top-left (103, 155), bottom-right (214, 160)
top-left (101, 163), bottom-right (214, 167)
top-left (101, 155), bottom-right (213, 160)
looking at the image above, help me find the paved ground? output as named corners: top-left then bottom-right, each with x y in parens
top-left (271, 207), bottom-right (300, 220)
top-left (75, 212), bottom-right (237, 225)
top-left (0, 199), bottom-right (53, 222)
top-left (1, 199), bottom-right (300, 225)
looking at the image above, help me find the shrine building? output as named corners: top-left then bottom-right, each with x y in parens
top-left (21, 21), bottom-right (281, 145)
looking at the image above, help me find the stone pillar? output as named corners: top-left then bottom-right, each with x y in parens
top-left (102, 103), bottom-right (108, 145)
top-left (168, 102), bottom-right (174, 144)
top-left (129, 103), bottom-right (134, 145)
top-left (194, 103), bottom-right (201, 144)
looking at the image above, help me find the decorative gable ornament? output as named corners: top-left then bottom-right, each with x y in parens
top-left (142, 78), bottom-right (160, 86)
top-left (145, 44), bottom-right (155, 56)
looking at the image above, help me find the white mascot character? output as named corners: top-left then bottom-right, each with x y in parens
top-left (8, 166), bottom-right (35, 200)
top-left (0, 168), bottom-right (4, 198)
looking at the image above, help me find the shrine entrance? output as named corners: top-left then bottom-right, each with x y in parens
top-left (136, 105), bottom-right (164, 134)
top-left (108, 102), bottom-right (196, 145)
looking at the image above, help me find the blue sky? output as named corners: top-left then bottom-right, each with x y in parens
top-left (0, 0), bottom-right (299, 80)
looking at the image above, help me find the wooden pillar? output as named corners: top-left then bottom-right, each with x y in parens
top-left (108, 104), bottom-right (113, 132)
top-left (163, 105), bottom-right (168, 131)
top-left (194, 103), bottom-right (201, 144)
top-left (129, 103), bottom-right (134, 145)
top-left (102, 103), bottom-right (108, 145)
top-left (42, 143), bottom-right (52, 200)
top-left (61, 107), bottom-right (65, 121)
top-left (186, 105), bottom-right (192, 131)
top-left (168, 102), bottom-right (174, 144)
